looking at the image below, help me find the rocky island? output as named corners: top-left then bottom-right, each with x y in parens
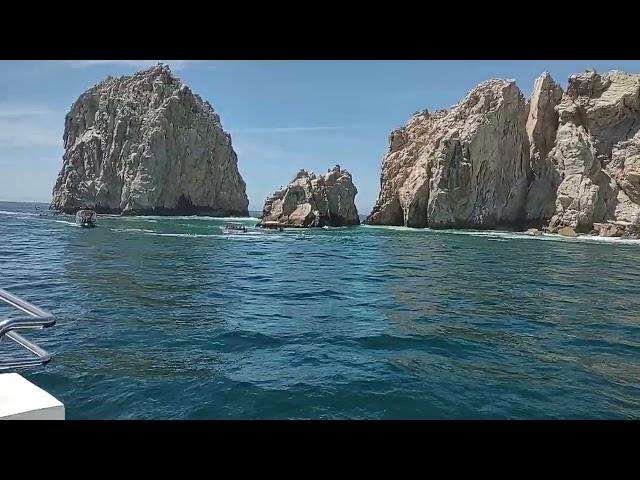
top-left (367, 70), bottom-right (640, 238)
top-left (261, 165), bottom-right (359, 227)
top-left (51, 64), bottom-right (249, 216)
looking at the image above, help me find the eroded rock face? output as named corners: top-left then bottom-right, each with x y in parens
top-left (51, 64), bottom-right (249, 215)
top-left (368, 70), bottom-right (640, 233)
top-left (548, 71), bottom-right (640, 231)
top-left (525, 73), bottom-right (564, 222)
top-left (262, 165), bottom-right (359, 227)
top-left (367, 80), bottom-right (531, 228)
top-left (594, 222), bottom-right (625, 237)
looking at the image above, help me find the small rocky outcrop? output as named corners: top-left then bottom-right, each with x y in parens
top-left (594, 222), bottom-right (624, 237)
top-left (51, 64), bottom-right (249, 216)
top-left (262, 165), bottom-right (359, 227)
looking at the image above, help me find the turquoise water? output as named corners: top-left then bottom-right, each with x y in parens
top-left (1, 201), bottom-right (640, 419)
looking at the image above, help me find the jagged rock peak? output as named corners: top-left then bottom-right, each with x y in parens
top-left (52, 65), bottom-right (248, 216)
top-left (524, 72), bottom-right (564, 222)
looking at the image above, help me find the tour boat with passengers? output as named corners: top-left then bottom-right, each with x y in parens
top-left (75, 209), bottom-right (97, 228)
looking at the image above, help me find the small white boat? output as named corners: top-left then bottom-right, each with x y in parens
top-left (75, 209), bottom-right (97, 228)
top-left (223, 222), bottom-right (247, 234)
top-left (257, 221), bottom-right (284, 232)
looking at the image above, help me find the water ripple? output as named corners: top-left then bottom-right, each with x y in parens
top-left (1, 202), bottom-right (640, 419)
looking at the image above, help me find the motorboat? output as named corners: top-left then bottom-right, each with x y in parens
top-left (223, 222), bottom-right (247, 234)
top-left (257, 220), bottom-right (284, 232)
top-left (75, 209), bottom-right (97, 228)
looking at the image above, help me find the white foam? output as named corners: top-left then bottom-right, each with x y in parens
top-left (55, 220), bottom-right (80, 227)
top-left (142, 232), bottom-right (220, 238)
top-left (111, 228), bottom-right (156, 233)
top-left (362, 224), bottom-right (640, 246)
top-left (225, 234), bottom-right (284, 240)
top-left (362, 225), bottom-right (421, 232)
top-left (117, 215), bottom-right (260, 222)
top-left (0, 210), bottom-right (39, 217)
top-left (438, 229), bottom-right (640, 246)
top-left (222, 217), bottom-right (261, 222)
top-left (553, 234), bottom-right (640, 246)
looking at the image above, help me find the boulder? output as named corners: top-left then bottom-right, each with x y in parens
top-left (557, 226), bottom-right (577, 237)
top-left (593, 222), bottom-right (625, 237)
top-left (262, 165), bottom-right (359, 227)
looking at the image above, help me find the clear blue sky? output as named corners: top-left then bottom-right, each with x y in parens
top-left (2, 60), bottom-right (640, 213)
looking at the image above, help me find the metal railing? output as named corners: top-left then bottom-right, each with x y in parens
top-left (0, 289), bottom-right (56, 369)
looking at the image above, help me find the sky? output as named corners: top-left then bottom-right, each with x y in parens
top-left (1, 60), bottom-right (640, 213)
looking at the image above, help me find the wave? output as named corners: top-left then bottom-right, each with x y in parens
top-left (109, 227), bottom-right (280, 239)
top-left (222, 229), bottom-right (268, 235)
top-left (437, 229), bottom-right (640, 246)
top-left (225, 233), bottom-right (285, 240)
top-left (362, 224), bottom-right (640, 246)
top-left (222, 217), bottom-right (261, 222)
top-left (362, 225), bottom-right (423, 232)
top-left (101, 216), bottom-right (159, 223)
top-left (142, 232), bottom-right (220, 238)
top-left (117, 215), bottom-right (261, 222)
top-left (0, 210), bottom-right (39, 216)
top-left (552, 234), bottom-right (640, 246)
top-left (55, 220), bottom-right (80, 227)
top-left (111, 228), bottom-right (157, 233)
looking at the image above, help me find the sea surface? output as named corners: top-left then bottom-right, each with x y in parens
top-left (1, 201), bottom-right (640, 419)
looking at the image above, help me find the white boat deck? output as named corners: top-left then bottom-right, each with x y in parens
top-left (0, 373), bottom-right (64, 420)
top-left (1, 289), bottom-right (64, 419)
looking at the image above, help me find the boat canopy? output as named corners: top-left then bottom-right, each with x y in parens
top-left (260, 220), bottom-right (284, 230)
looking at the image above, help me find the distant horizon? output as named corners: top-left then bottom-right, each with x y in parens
top-left (2, 60), bottom-right (640, 214)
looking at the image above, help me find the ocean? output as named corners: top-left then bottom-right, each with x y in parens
top-left (1, 201), bottom-right (639, 419)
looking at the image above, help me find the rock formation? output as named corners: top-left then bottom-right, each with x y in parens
top-left (367, 80), bottom-right (531, 228)
top-left (262, 165), bottom-right (359, 227)
top-left (368, 69), bottom-right (640, 237)
top-left (524, 72), bottom-right (564, 223)
top-left (51, 64), bottom-right (249, 216)
top-left (548, 71), bottom-right (640, 232)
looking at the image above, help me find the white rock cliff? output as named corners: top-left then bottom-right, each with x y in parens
top-left (367, 80), bottom-right (531, 228)
top-left (51, 65), bottom-right (249, 216)
top-left (368, 70), bottom-right (640, 235)
top-left (548, 70), bottom-right (640, 231)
